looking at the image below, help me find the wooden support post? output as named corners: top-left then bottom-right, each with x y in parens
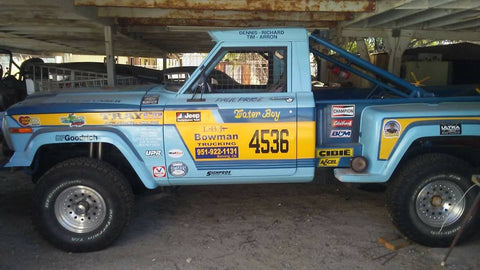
top-left (104, 25), bottom-right (116, 87)
top-left (384, 34), bottom-right (410, 77)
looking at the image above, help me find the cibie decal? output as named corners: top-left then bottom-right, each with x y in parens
top-left (331, 119), bottom-right (353, 127)
top-left (318, 158), bottom-right (339, 167)
top-left (145, 150), bottom-right (162, 157)
top-left (168, 149), bottom-right (184, 158)
top-left (316, 148), bottom-right (353, 158)
top-left (330, 130), bottom-right (352, 138)
top-left (18, 115), bottom-right (41, 127)
top-left (331, 105), bottom-right (355, 118)
top-left (168, 162), bottom-right (188, 177)
top-left (60, 113), bottom-right (85, 127)
top-left (176, 112), bottom-right (201, 122)
top-left (152, 166), bottom-right (166, 178)
top-left (206, 170), bottom-right (232, 176)
top-left (383, 120), bottom-right (401, 138)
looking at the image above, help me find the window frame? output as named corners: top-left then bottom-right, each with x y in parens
top-left (185, 46), bottom-right (288, 94)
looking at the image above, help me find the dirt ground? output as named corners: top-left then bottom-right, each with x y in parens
top-left (0, 169), bottom-right (479, 270)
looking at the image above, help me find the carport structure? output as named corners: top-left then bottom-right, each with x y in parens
top-left (1, 0), bottom-right (480, 82)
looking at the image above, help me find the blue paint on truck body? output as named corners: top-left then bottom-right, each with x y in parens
top-left (2, 28), bottom-right (480, 188)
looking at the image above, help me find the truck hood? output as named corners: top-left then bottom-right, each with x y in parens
top-left (6, 85), bottom-right (157, 115)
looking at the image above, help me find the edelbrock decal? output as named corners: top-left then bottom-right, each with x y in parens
top-left (331, 105), bottom-right (355, 118)
top-left (331, 119), bottom-right (353, 127)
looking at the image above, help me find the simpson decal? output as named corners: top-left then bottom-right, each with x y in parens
top-left (383, 120), bottom-right (401, 138)
top-left (176, 112), bottom-right (201, 122)
top-left (330, 130), bottom-right (352, 138)
top-left (331, 105), bottom-right (355, 118)
top-left (316, 148), bottom-right (353, 158)
top-left (152, 166), bottom-right (166, 178)
top-left (318, 158), bottom-right (339, 167)
top-left (206, 170), bottom-right (232, 176)
top-left (331, 119), bottom-right (353, 127)
top-left (440, 124), bottom-right (461, 135)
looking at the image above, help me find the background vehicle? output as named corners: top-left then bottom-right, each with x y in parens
top-left (2, 28), bottom-right (479, 251)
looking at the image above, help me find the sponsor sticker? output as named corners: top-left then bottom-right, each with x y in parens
top-left (440, 124), bottom-right (461, 135)
top-left (55, 134), bottom-right (98, 142)
top-left (383, 120), bottom-right (401, 138)
top-left (60, 113), bottom-right (85, 127)
top-left (176, 112), bottom-right (201, 122)
top-left (318, 158), bottom-right (339, 167)
top-left (206, 170), bottom-right (232, 177)
top-left (316, 148), bottom-right (353, 158)
top-left (18, 115), bottom-right (41, 127)
top-left (145, 150), bottom-right (162, 157)
top-left (142, 95), bottom-right (159, 105)
top-left (152, 166), bottom-right (166, 178)
top-left (330, 130), bottom-right (352, 138)
top-left (168, 149), bottom-right (184, 158)
top-left (331, 119), bottom-right (353, 128)
top-left (100, 112), bottom-right (162, 125)
top-left (233, 108), bottom-right (281, 122)
top-left (168, 161), bottom-right (188, 177)
top-left (331, 105), bottom-right (355, 118)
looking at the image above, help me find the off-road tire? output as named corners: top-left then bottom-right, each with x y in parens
top-left (33, 157), bottom-right (134, 252)
top-left (386, 153), bottom-right (479, 247)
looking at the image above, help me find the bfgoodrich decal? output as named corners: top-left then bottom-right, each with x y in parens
top-left (55, 134), bottom-right (98, 142)
top-left (331, 105), bottom-right (355, 118)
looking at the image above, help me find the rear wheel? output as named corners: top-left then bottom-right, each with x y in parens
top-left (33, 158), bottom-right (134, 252)
top-left (386, 153), bottom-right (479, 247)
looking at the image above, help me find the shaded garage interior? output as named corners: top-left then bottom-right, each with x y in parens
top-left (0, 0), bottom-right (480, 268)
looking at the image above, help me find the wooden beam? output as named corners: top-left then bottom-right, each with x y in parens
top-left (76, 0), bottom-right (376, 12)
top-left (98, 7), bottom-right (353, 22)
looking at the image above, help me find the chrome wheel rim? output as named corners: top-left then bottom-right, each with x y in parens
top-left (415, 180), bottom-right (465, 228)
top-left (54, 185), bottom-right (107, 233)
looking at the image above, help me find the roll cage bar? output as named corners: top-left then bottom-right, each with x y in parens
top-left (309, 34), bottom-right (433, 98)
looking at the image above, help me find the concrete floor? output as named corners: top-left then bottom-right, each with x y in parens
top-left (0, 169), bottom-right (479, 269)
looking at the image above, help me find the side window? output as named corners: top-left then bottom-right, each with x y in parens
top-left (204, 48), bottom-right (287, 93)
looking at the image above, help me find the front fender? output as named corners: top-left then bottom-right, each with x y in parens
top-left (5, 127), bottom-right (159, 189)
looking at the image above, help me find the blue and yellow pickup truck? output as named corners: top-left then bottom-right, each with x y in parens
top-left (2, 28), bottom-right (479, 251)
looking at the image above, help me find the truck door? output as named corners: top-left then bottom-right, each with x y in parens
top-left (164, 46), bottom-right (298, 182)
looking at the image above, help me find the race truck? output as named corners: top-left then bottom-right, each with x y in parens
top-left (2, 28), bottom-right (479, 252)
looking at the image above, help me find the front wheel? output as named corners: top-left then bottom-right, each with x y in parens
top-left (386, 153), bottom-right (479, 247)
top-left (33, 158), bottom-right (134, 252)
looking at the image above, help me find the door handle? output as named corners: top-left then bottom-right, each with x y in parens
top-left (270, 96), bottom-right (294, 103)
